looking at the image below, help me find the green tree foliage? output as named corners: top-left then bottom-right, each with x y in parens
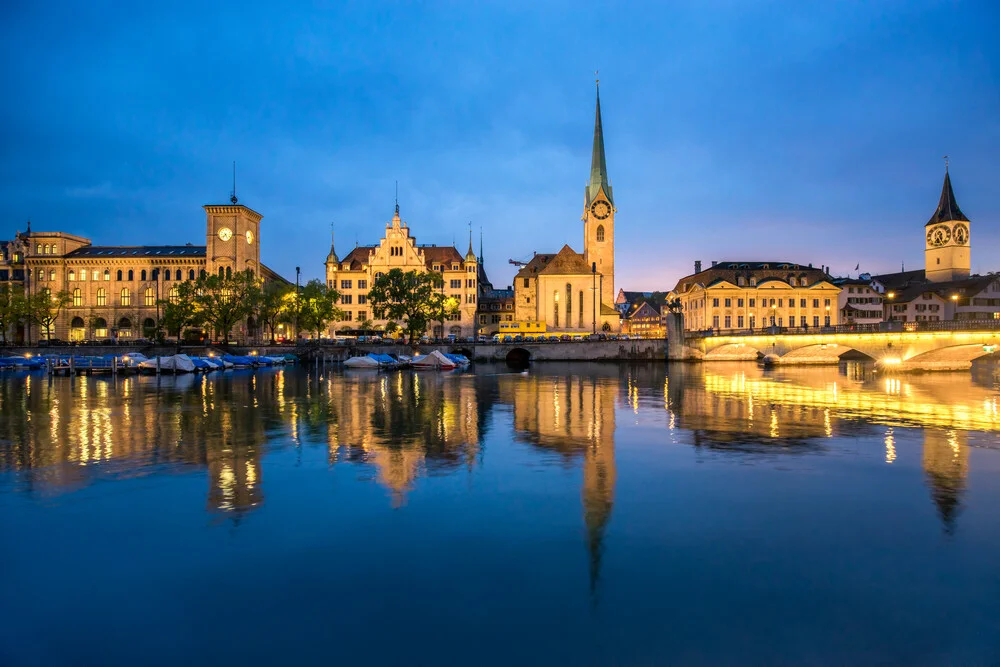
top-left (366, 269), bottom-right (444, 343)
top-left (159, 280), bottom-right (201, 343)
top-left (0, 285), bottom-right (26, 344)
top-left (428, 293), bottom-right (461, 339)
top-left (291, 279), bottom-right (342, 339)
top-left (193, 271), bottom-right (258, 345)
top-left (31, 288), bottom-right (72, 341)
top-left (256, 281), bottom-right (293, 343)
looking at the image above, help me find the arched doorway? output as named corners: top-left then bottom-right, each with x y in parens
top-left (70, 316), bottom-right (85, 342)
top-left (449, 325), bottom-right (462, 338)
top-left (118, 317), bottom-right (133, 338)
top-left (93, 318), bottom-right (108, 339)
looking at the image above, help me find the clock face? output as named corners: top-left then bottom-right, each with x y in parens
top-left (591, 200), bottom-right (611, 220)
top-left (246, 230), bottom-right (254, 244)
top-left (953, 223), bottom-right (969, 245)
top-left (926, 224), bottom-right (951, 247)
top-left (218, 227), bottom-right (233, 242)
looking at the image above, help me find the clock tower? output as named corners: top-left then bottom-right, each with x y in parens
top-left (925, 166), bottom-right (970, 283)
top-left (204, 200), bottom-right (263, 279)
top-left (583, 81), bottom-right (615, 307)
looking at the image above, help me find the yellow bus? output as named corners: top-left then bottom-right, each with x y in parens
top-left (497, 321), bottom-right (547, 335)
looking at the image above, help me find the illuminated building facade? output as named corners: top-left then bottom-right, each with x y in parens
top-left (1, 201), bottom-right (288, 343)
top-left (514, 84), bottom-right (619, 333)
top-left (323, 207), bottom-right (480, 338)
top-left (667, 261), bottom-right (841, 331)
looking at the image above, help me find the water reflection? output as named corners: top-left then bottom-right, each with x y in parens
top-left (0, 362), bottom-right (997, 539)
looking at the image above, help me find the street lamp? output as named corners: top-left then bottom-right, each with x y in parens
top-left (294, 266), bottom-right (300, 341)
top-left (592, 262), bottom-right (597, 334)
top-left (885, 291), bottom-right (895, 322)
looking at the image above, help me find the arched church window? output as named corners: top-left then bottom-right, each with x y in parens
top-left (596, 225), bottom-right (605, 242)
top-left (566, 284), bottom-right (572, 319)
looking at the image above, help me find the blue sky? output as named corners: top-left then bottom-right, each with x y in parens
top-left (1, 1), bottom-right (997, 289)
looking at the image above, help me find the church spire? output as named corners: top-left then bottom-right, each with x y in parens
top-left (587, 79), bottom-right (613, 206)
top-left (926, 164), bottom-right (969, 226)
top-left (466, 224), bottom-right (476, 261)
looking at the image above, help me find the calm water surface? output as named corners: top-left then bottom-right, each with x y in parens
top-left (1, 362), bottom-right (999, 666)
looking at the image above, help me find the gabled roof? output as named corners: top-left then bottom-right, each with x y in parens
top-left (537, 245), bottom-right (591, 276)
top-left (515, 253), bottom-right (555, 279)
top-left (926, 169), bottom-right (969, 226)
top-left (626, 300), bottom-right (661, 320)
top-left (420, 245), bottom-right (464, 270)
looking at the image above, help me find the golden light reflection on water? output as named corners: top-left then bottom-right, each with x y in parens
top-left (1, 363), bottom-right (996, 540)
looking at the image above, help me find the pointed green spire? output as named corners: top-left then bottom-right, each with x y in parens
top-left (587, 82), bottom-right (613, 206)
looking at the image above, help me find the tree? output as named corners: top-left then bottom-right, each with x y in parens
top-left (193, 271), bottom-right (257, 346)
top-left (31, 288), bottom-right (72, 341)
top-left (367, 269), bottom-right (443, 344)
top-left (384, 320), bottom-right (399, 338)
top-left (428, 292), bottom-right (461, 340)
top-left (0, 285), bottom-right (26, 344)
top-left (358, 318), bottom-right (374, 334)
top-left (256, 281), bottom-right (293, 343)
top-left (159, 280), bottom-right (200, 344)
top-left (292, 279), bottom-right (342, 339)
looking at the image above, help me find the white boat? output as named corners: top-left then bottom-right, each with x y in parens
top-left (412, 350), bottom-right (457, 370)
top-left (344, 355), bottom-right (381, 369)
top-left (138, 354), bottom-right (196, 373)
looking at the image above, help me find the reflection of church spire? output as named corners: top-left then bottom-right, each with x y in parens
top-left (582, 390), bottom-right (616, 597)
top-left (922, 430), bottom-right (968, 534)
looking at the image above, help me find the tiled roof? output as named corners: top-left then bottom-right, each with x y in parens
top-left (672, 261), bottom-right (830, 294)
top-left (66, 245), bottom-right (206, 258)
top-left (514, 253), bottom-right (555, 279)
top-left (537, 245), bottom-right (591, 276)
top-left (420, 245), bottom-right (464, 270)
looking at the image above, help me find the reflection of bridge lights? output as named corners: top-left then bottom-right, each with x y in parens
top-left (769, 410), bottom-right (779, 439)
top-left (884, 428), bottom-right (896, 463)
top-left (884, 378), bottom-right (901, 395)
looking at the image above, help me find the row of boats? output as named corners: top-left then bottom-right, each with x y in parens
top-left (135, 353), bottom-right (294, 373)
top-left (0, 352), bottom-right (296, 374)
top-left (343, 350), bottom-right (470, 370)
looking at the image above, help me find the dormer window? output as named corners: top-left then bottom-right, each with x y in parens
top-left (750, 277), bottom-right (757, 287)
top-left (452, 264), bottom-right (459, 271)
top-left (737, 276), bottom-right (746, 286)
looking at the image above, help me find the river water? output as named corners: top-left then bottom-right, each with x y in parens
top-left (1, 362), bottom-right (998, 666)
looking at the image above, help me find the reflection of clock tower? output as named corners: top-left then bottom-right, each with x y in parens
top-left (204, 196), bottom-right (263, 278)
top-left (925, 166), bottom-right (970, 283)
top-left (583, 81), bottom-right (615, 307)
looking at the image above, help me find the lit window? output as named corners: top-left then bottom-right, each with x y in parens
top-left (104, 269), bottom-right (110, 281)
top-left (97, 288), bottom-right (107, 306)
top-left (68, 270), bottom-right (75, 281)
top-left (73, 288), bottom-right (82, 307)
top-left (120, 288), bottom-right (131, 306)
top-left (169, 287), bottom-right (179, 304)
top-left (144, 288), bottom-right (155, 306)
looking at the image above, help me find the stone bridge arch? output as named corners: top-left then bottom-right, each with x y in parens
top-left (897, 344), bottom-right (999, 372)
top-left (703, 343), bottom-right (763, 361)
top-left (505, 347), bottom-right (531, 366)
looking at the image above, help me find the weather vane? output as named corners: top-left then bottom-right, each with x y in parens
top-left (595, 69), bottom-right (599, 85)
top-left (230, 161), bottom-right (238, 204)
top-left (943, 155), bottom-right (949, 170)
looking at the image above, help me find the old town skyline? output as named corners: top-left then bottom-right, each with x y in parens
top-left (2, 2), bottom-right (997, 292)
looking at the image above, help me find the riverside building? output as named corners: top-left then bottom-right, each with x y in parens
top-left (1, 199), bottom-right (288, 343)
top-left (666, 261), bottom-right (841, 332)
top-left (323, 206), bottom-right (481, 338)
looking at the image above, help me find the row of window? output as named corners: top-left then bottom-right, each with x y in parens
top-left (68, 286), bottom-right (182, 307)
top-left (845, 297), bottom-right (882, 304)
top-left (552, 286), bottom-right (586, 329)
top-left (711, 315), bottom-right (832, 328)
top-left (338, 279), bottom-right (369, 290)
top-left (50, 268), bottom-right (198, 282)
top-left (35, 244), bottom-right (59, 255)
top-left (702, 297), bottom-right (833, 309)
top-left (846, 286), bottom-right (874, 294)
top-left (339, 294), bottom-right (367, 305)
top-left (480, 314), bottom-right (514, 324)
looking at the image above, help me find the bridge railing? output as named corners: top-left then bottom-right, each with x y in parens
top-left (684, 319), bottom-right (1000, 339)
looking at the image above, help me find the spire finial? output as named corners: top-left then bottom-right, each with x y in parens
top-left (394, 180), bottom-right (399, 215)
top-left (595, 69), bottom-right (599, 86)
top-left (943, 155), bottom-right (949, 172)
top-left (230, 161), bottom-right (238, 204)
top-left (479, 225), bottom-right (484, 263)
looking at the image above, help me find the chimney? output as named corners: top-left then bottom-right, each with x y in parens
top-left (711, 260), bottom-right (717, 267)
top-left (694, 260), bottom-right (702, 273)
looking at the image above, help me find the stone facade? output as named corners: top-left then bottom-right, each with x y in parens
top-left (324, 207), bottom-right (480, 338)
top-left (667, 261), bottom-right (842, 332)
top-left (1, 203), bottom-right (286, 343)
top-left (513, 84), bottom-right (618, 332)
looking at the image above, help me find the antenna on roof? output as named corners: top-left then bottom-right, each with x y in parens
top-left (230, 161), bottom-right (238, 204)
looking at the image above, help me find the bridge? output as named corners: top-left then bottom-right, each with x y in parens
top-left (671, 318), bottom-right (1000, 371)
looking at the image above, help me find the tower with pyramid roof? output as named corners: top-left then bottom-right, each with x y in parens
top-left (925, 165), bottom-right (971, 282)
